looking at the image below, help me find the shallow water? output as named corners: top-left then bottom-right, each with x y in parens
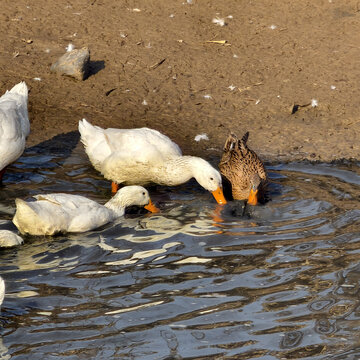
top-left (1, 136), bottom-right (360, 359)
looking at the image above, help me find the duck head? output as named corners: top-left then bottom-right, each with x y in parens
top-left (112, 186), bottom-right (159, 213)
top-left (191, 158), bottom-right (227, 205)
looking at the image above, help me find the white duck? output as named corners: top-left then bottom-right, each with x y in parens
top-left (0, 81), bottom-right (30, 182)
top-left (12, 185), bottom-right (158, 236)
top-left (0, 229), bottom-right (23, 247)
top-left (0, 277), bottom-right (4, 307)
top-left (78, 119), bottom-right (226, 204)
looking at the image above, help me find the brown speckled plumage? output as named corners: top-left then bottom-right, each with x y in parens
top-left (219, 132), bottom-right (268, 201)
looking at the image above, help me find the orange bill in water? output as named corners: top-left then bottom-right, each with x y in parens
top-left (211, 186), bottom-right (227, 205)
top-left (111, 182), bottom-right (119, 193)
top-left (247, 188), bottom-right (258, 206)
top-left (144, 198), bottom-right (160, 213)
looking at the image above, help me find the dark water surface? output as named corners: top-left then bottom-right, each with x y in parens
top-left (1, 137), bottom-right (360, 359)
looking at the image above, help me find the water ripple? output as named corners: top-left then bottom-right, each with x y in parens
top-left (1, 143), bottom-right (360, 358)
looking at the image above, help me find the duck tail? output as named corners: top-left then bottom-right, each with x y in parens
top-left (78, 118), bottom-right (111, 170)
top-left (79, 118), bottom-right (97, 147)
top-left (9, 81), bottom-right (28, 97)
top-left (79, 118), bottom-right (107, 148)
top-left (223, 133), bottom-right (239, 152)
top-left (5, 82), bottom-right (30, 137)
top-left (13, 198), bottom-right (37, 235)
top-left (241, 132), bottom-right (249, 144)
top-left (220, 133), bottom-right (239, 167)
top-left (238, 131), bottom-right (251, 154)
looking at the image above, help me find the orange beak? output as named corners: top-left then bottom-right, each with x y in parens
top-left (247, 188), bottom-right (258, 206)
top-left (111, 182), bottom-right (119, 194)
top-left (211, 186), bottom-right (227, 205)
top-left (144, 198), bottom-right (160, 213)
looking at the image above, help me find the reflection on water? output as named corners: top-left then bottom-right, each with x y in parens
top-left (1, 136), bottom-right (360, 359)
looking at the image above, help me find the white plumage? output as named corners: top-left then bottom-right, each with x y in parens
top-left (78, 119), bottom-right (226, 204)
top-left (0, 81), bottom-right (29, 180)
top-left (13, 186), bottom-right (156, 236)
top-left (0, 277), bottom-right (4, 307)
top-left (0, 230), bottom-right (23, 247)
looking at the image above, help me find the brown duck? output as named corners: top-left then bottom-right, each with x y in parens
top-left (219, 132), bottom-right (268, 205)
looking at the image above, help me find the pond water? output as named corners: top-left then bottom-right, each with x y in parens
top-left (1, 133), bottom-right (360, 359)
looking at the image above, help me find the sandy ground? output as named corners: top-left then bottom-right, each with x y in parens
top-left (1, 0), bottom-right (360, 164)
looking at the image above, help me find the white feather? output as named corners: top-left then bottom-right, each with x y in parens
top-left (66, 43), bottom-right (75, 52)
top-left (0, 230), bottom-right (23, 247)
top-left (194, 134), bottom-right (209, 142)
top-left (212, 17), bottom-right (226, 26)
top-left (0, 277), bottom-right (4, 307)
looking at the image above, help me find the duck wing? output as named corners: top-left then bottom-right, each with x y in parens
top-left (79, 119), bottom-right (182, 169)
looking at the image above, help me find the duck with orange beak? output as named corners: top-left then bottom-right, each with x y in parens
top-left (219, 132), bottom-right (268, 205)
top-left (79, 119), bottom-right (226, 205)
top-left (13, 186), bottom-right (159, 236)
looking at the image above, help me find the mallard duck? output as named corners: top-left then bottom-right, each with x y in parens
top-left (0, 277), bottom-right (4, 307)
top-left (0, 82), bottom-right (30, 182)
top-left (219, 132), bottom-right (268, 205)
top-left (12, 186), bottom-right (159, 236)
top-left (0, 229), bottom-right (24, 247)
top-left (78, 119), bottom-right (226, 204)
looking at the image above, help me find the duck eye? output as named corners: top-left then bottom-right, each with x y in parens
top-left (142, 192), bottom-right (146, 196)
top-left (210, 177), bottom-right (214, 181)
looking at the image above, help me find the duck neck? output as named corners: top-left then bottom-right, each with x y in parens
top-left (154, 156), bottom-right (197, 186)
top-left (104, 196), bottom-right (126, 217)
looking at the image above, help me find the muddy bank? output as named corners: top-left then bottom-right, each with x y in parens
top-left (1, 0), bottom-right (360, 163)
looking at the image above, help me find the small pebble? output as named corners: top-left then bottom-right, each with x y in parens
top-left (50, 47), bottom-right (90, 81)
